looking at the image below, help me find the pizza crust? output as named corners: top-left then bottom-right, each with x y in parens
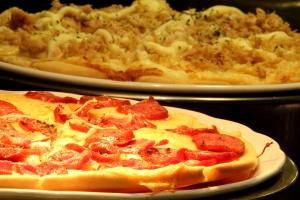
top-left (31, 60), bottom-right (107, 79)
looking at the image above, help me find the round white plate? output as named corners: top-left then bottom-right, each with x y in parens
top-left (1, 61), bottom-right (300, 94)
top-left (0, 91), bottom-right (286, 199)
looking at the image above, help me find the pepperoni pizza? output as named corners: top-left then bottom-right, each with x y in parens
top-left (0, 91), bottom-right (258, 192)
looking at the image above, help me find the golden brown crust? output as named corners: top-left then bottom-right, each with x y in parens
top-left (0, 175), bottom-right (40, 189)
top-left (31, 60), bottom-right (107, 79)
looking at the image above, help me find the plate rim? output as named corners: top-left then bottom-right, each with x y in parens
top-left (1, 61), bottom-right (300, 94)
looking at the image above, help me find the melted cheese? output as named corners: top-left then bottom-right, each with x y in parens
top-left (151, 111), bottom-right (205, 129)
top-left (48, 33), bottom-right (84, 58)
top-left (201, 5), bottom-right (244, 17)
top-left (137, 0), bottom-right (168, 13)
top-left (217, 37), bottom-right (253, 51)
top-left (92, 4), bottom-right (137, 19)
top-left (0, 44), bottom-right (19, 56)
top-left (144, 41), bottom-right (192, 56)
top-left (26, 155), bottom-right (42, 166)
top-left (0, 93), bottom-right (56, 122)
top-left (134, 128), bottom-right (197, 150)
top-left (57, 122), bottom-right (87, 144)
top-left (256, 31), bottom-right (291, 40)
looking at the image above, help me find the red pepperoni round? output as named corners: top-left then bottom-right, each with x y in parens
top-left (53, 105), bottom-right (70, 123)
top-left (97, 115), bottom-right (156, 130)
top-left (0, 100), bottom-right (23, 116)
top-left (0, 160), bottom-right (14, 175)
top-left (36, 162), bottom-right (67, 176)
top-left (0, 129), bottom-right (31, 148)
top-left (167, 125), bottom-right (219, 136)
top-left (69, 122), bottom-right (90, 133)
top-left (15, 163), bottom-right (37, 175)
top-left (85, 129), bottom-right (134, 147)
top-left (90, 151), bottom-right (118, 163)
top-left (25, 91), bottom-right (78, 103)
top-left (64, 143), bottom-right (118, 163)
top-left (79, 95), bottom-right (130, 107)
top-left (48, 149), bottom-right (91, 170)
top-left (113, 158), bottom-right (154, 169)
top-left (184, 150), bottom-right (239, 163)
top-left (192, 133), bottom-right (245, 154)
top-left (139, 148), bottom-right (186, 166)
top-left (65, 143), bottom-right (86, 153)
top-left (0, 147), bottom-right (29, 162)
top-left (76, 96), bottom-right (131, 118)
top-left (117, 97), bottom-right (168, 120)
top-left (18, 118), bottom-right (57, 140)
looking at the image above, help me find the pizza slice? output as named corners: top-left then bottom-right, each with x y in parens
top-left (0, 91), bottom-right (258, 192)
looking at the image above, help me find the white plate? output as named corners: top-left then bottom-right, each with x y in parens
top-left (0, 91), bottom-right (286, 199)
top-left (1, 61), bottom-right (300, 94)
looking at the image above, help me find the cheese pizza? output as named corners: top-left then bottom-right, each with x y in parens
top-left (0, 91), bottom-right (258, 192)
top-left (0, 0), bottom-right (300, 85)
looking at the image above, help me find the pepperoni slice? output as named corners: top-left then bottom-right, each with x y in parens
top-left (69, 122), bottom-right (90, 133)
top-left (184, 150), bottom-right (239, 163)
top-left (76, 101), bottom-right (96, 118)
top-left (139, 147), bottom-right (186, 166)
top-left (79, 95), bottom-right (130, 107)
top-left (65, 143), bottom-right (86, 153)
top-left (48, 149), bottom-right (91, 170)
top-left (138, 147), bottom-right (240, 167)
top-left (0, 129), bottom-right (31, 148)
top-left (88, 140), bottom-right (118, 154)
top-left (85, 129), bottom-right (134, 147)
top-left (97, 115), bottom-right (156, 130)
top-left (113, 158), bottom-right (155, 169)
top-left (18, 118), bottom-right (57, 140)
top-left (192, 133), bottom-right (245, 154)
top-left (155, 139), bottom-right (169, 146)
top-left (36, 162), bottom-right (68, 176)
top-left (76, 96), bottom-right (131, 118)
top-left (85, 129), bottom-right (134, 155)
top-left (0, 100), bottom-right (23, 116)
top-left (0, 160), bottom-right (13, 175)
top-left (65, 143), bottom-right (118, 163)
top-left (117, 97), bottom-right (168, 120)
top-left (96, 116), bottom-right (128, 128)
top-left (53, 105), bottom-right (70, 123)
top-left (167, 125), bottom-right (219, 136)
top-left (25, 91), bottom-right (78, 103)
top-left (0, 147), bottom-right (29, 162)
top-left (120, 139), bottom-right (155, 155)
top-left (136, 139), bottom-right (156, 153)
top-left (90, 151), bottom-right (119, 163)
top-left (168, 125), bottom-right (244, 155)
top-left (14, 163), bottom-right (37, 175)
top-left (0, 118), bottom-right (14, 130)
